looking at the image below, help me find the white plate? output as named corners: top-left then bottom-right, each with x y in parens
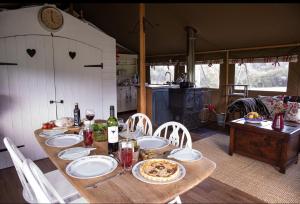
top-left (168, 148), bottom-right (203, 162)
top-left (132, 159), bottom-right (186, 185)
top-left (66, 155), bottom-right (118, 179)
top-left (45, 134), bottom-right (83, 148)
top-left (136, 136), bottom-right (169, 150)
top-left (119, 131), bottom-right (135, 139)
top-left (119, 131), bottom-right (139, 139)
top-left (58, 147), bottom-right (91, 160)
top-left (39, 129), bottom-right (68, 138)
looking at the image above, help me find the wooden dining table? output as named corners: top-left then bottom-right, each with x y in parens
top-left (34, 127), bottom-right (216, 203)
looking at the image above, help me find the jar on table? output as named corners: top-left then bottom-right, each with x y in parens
top-left (91, 123), bottom-right (108, 154)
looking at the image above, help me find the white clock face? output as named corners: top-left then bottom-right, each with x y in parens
top-left (39, 7), bottom-right (63, 31)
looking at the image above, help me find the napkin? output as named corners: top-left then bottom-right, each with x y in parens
top-left (60, 147), bottom-right (94, 160)
top-left (167, 148), bottom-right (198, 161)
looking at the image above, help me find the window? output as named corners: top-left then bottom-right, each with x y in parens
top-left (150, 65), bottom-right (175, 84)
top-left (195, 64), bottom-right (220, 88)
top-left (235, 62), bottom-right (289, 92)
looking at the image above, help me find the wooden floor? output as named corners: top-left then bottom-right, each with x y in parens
top-left (0, 127), bottom-right (263, 203)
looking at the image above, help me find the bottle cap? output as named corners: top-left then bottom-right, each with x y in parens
top-left (110, 105), bottom-right (114, 110)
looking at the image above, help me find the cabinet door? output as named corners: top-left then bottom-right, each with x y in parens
top-left (0, 36), bottom-right (56, 169)
top-left (130, 86), bottom-right (137, 110)
top-left (117, 86), bottom-right (125, 112)
top-left (53, 37), bottom-right (104, 120)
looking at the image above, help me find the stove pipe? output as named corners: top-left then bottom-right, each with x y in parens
top-left (185, 26), bottom-right (197, 83)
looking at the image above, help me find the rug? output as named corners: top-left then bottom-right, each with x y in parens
top-left (193, 134), bottom-right (300, 203)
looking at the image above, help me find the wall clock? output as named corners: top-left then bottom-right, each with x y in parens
top-left (38, 6), bottom-right (64, 31)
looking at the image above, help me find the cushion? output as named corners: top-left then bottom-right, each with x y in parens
top-left (257, 95), bottom-right (283, 118)
top-left (284, 102), bottom-right (300, 123)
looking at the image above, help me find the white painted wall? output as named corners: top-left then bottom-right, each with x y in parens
top-left (0, 5), bottom-right (116, 169)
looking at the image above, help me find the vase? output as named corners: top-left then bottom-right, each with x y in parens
top-left (272, 113), bottom-right (284, 130)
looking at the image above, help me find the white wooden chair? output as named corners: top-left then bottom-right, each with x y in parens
top-left (126, 113), bottom-right (153, 135)
top-left (152, 121), bottom-right (192, 148)
top-left (153, 121), bottom-right (192, 204)
top-left (22, 158), bottom-right (87, 204)
top-left (3, 137), bottom-right (80, 203)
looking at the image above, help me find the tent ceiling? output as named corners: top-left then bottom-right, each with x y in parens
top-left (75, 3), bottom-right (300, 56)
top-left (1, 3), bottom-right (300, 55)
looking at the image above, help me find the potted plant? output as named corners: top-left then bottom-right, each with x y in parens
top-left (92, 123), bottom-right (108, 153)
top-left (207, 104), bottom-right (226, 127)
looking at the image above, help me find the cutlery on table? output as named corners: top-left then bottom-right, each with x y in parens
top-left (85, 170), bottom-right (126, 189)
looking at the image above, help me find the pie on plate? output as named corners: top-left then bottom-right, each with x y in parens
top-left (139, 159), bottom-right (179, 182)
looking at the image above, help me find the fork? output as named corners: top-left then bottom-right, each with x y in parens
top-left (85, 170), bottom-right (126, 189)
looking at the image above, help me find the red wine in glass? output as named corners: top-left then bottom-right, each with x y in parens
top-left (86, 114), bottom-right (95, 121)
top-left (83, 129), bottom-right (93, 147)
top-left (120, 147), bottom-right (133, 169)
top-left (85, 109), bottom-right (95, 122)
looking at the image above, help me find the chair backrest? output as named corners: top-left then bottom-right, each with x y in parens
top-left (152, 121), bottom-right (192, 148)
top-left (22, 158), bottom-right (65, 204)
top-left (3, 137), bottom-right (36, 202)
top-left (126, 113), bottom-right (153, 135)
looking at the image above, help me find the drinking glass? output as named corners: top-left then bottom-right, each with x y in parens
top-left (118, 118), bottom-right (125, 132)
top-left (118, 139), bottom-right (134, 171)
top-left (85, 109), bottom-right (95, 125)
top-left (83, 126), bottom-right (93, 147)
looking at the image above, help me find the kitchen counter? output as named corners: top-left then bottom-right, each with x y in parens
top-left (139, 85), bottom-right (206, 129)
top-left (136, 84), bottom-right (204, 90)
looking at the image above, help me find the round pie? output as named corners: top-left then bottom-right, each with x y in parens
top-left (139, 159), bottom-right (179, 182)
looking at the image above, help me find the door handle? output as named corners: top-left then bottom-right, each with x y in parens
top-left (0, 62), bottom-right (18, 66)
top-left (50, 100), bottom-right (64, 104)
top-left (84, 63), bottom-right (103, 69)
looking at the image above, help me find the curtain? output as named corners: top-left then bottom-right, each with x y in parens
top-left (229, 55), bottom-right (298, 65)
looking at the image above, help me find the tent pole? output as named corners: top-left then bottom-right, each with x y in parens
top-left (138, 3), bottom-right (146, 114)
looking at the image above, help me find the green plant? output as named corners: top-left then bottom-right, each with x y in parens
top-left (92, 123), bottom-right (108, 142)
top-left (92, 123), bottom-right (107, 132)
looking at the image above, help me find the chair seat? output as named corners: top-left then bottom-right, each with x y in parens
top-left (23, 169), bottom-right (79, 203)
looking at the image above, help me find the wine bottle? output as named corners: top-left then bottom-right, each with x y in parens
top-left (107, 105), bottom-right (118, 155)
top-left (74, 103), bottom-right (81, 127)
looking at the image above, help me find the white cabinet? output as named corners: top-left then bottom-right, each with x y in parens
top-left (0, 36), bottom-right (114, 169)
top-left (0, 36), bottom-right (56, 168)
top-left (0, 5), bottom-right (116, 169)
top-left (53, 37), bottom-right (104, 119)
top-left (117, 86), bottom-right (137, 112)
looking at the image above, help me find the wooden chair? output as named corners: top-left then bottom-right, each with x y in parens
top-left (152, 121), bottom-right (192, 204)
top-left (152, 121), bottom-right (192, 148)
top-left (126, 113), bottom-right (153, 135)
top-left (22, 158), bottom-right (87, 203)
top-left (3, 137), bottom-right (80, 203)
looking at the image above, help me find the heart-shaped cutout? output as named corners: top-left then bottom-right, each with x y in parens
top-left (26, 49), bottom-right (36, 57)
top-left (69, 51), bottom-right (76, 59)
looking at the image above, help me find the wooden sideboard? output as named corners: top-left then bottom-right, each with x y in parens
top-left (229, 119), bottom-right (300, 173)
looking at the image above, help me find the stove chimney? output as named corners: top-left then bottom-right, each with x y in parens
top-left (185, 26), bottom-right (197, 83)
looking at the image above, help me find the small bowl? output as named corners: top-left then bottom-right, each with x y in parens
top-left (244, 116), bottom-right (264, 124)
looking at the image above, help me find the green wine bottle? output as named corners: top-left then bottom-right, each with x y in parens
top-left (107, 105), bottom-right (118, 155)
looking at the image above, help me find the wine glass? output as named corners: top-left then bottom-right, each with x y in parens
top-left (85, 109), bottom-right (95, 125)
top-left (118, 118), bottom-right (125, 132)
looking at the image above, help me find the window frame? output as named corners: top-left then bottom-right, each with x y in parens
top-left (149, 64), bottom-right (175, 85)
top-left (234, 62), bottom-right (289, 92)
top-left (194, 63), bottom-right (221, 89)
